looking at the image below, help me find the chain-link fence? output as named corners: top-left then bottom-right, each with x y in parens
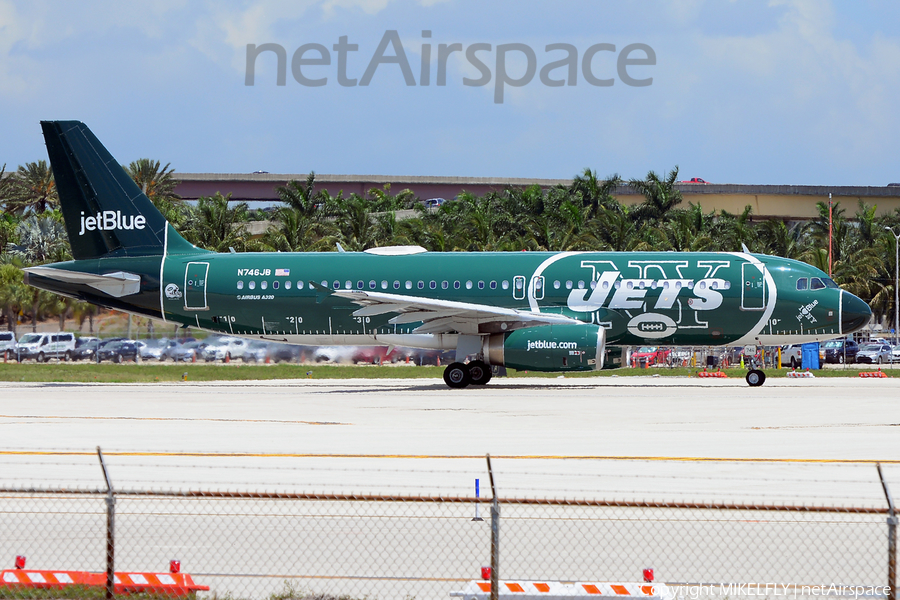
top-left (0, 457), bottom-right (896, 600)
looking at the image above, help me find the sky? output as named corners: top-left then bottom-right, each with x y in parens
top-left (1, 0), bottom-right (899, 186)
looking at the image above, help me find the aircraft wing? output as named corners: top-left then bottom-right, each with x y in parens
top-left (328, 288), bottom-right (580, 335)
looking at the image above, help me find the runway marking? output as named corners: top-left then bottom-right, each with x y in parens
top-left (0, 414), bottom-right (347, 426)
top-left (0, 450), bottom-right (896, 463)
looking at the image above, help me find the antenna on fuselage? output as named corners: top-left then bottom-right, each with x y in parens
top-left (741, 243), bottom-right (750, 254)
top-left (336, 243), bottom-right (346, 253)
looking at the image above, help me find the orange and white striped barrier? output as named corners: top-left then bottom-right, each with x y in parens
top-left (859, 369), bottom-right (889, 378)
top-left (0, 569), bottom-right (209, 597)
top-left (451, 581), bottom-right (673, 600)
top-left (697, 369), bottom-right (727, 378)
top-left (787, 369), bottom-right (815, 378)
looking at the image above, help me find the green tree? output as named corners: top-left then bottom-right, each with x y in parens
top-left (6, 161), bottom-right (58, 215)
top-left (183, 193), bottom-right (252, 252)
top-left (127, 159), bottom-right (183, 225)
top-left (0, 263), bottom-right (30, 334)
top-left (628, 167), bottom-right (683, 224)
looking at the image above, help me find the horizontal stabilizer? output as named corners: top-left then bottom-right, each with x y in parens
top-left (24, 266), bottom-right (141, 298)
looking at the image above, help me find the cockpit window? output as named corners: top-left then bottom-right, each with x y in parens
top-left (796, 278), bottom-right (808, 291)
top-left (810, 277), bottom-right (826, 290)
top-left (822, 278), bottom-right (839, 289)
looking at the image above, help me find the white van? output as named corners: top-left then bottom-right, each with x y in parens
top-left (0, 332), bottom-right (16, 355)
top-left (15, 332), bottom-right (77, 362)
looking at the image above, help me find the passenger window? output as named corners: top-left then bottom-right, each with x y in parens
top-left (261, 281), bottom-right (268, 290)
top-left (478, 281), bottom-right (485, 289)
top-left (369, 280), bottom-right (376, 289)
top-left (345, 280), bottom-right (352, 289)
top-left (237, 281), bottom-right (244, 290)
top-left (417, 281), bottom-right (424, 289)
top-left (273, 281), bottom-right (279, 289)
top-left (796, 278), bottom-right (808, 291)
top-left (454, 281), bottom-right (461, 289)
top-left (393, 280), bottom-right (400, 289)
top-left (332, 280), bottom-right (340, 289)
top-left (249, 281), bottom-right (256, 290)
top-left (381, 281), bottom-right (388, 289)
top-left (297, 281), bottom-right (304, 290)
top-left (553, 280), bottom-right (560, 289)
top-left (490, 281), bottom-right (497, 290)
top-left (430, 281), bottom-right (437, 290)
top-left (502, 280), bottom-right (509, 290)
top-left (577, 281), bottom-right (585, 289)
top-left (566, 280), bottom-right (573, 289)
top-left (811, 277), bottom-right (825, 290)
top-left (405, 281), bottom-right (412, 289)
top-left (357, 280), bottom-right (364, 289)
top-left (442, 281), bottom-right (449, 289)
top-left (285, 281), bottom-right (292, 290)
top-left (590, 280), bottom-right (597, 289)
top-left (466, 280), bottom-right (473, 289)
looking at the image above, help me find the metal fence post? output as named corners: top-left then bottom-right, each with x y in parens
top-left (487, 454), bottom-right (499, 600)
top-left (878, 463), bottom-right (897, 600)
top-left (97, 447), bottom-right (116, 600)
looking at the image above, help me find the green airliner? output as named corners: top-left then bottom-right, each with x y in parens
top-left (23, 121), bottom-right (872, 387)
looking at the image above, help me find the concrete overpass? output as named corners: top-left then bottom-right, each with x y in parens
top-left (173, 173), bottom-right (900, 220)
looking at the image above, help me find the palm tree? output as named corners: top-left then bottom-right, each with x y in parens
top-left (757, 219), bottom-right (808, 259)
top-left (0, 263), bottom-right (30, 335)
top-left (571, 169), bottom-right (622, 218)
top-left (628, 167), bottom-right (683, 224)
top-left (183, 193), bottom-right (252, 252)
top-left (127, 159), bottom-right (183, 224)
top-left (9, 214), bottom-right (70, 264)
top-left (6, 161), bottom-right (58, 215)
top-left (276, 173), bottom-right (323, 220)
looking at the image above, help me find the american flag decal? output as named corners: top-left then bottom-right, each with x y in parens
top-left (275, 268), bottom-right (290, 276)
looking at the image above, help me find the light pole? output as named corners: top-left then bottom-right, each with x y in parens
top-left (886, 227), bottom-right (900, 347)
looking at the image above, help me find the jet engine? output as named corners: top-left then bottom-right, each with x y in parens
top-left (487, 324), bottom-right (606, 372)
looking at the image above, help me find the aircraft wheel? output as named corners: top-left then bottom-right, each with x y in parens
top-left (467, 360), bottom-right (492, 385)
top-left (443, 362), bottom-right (471, 389)
top-left (746, 369), bottom-right (766, 387)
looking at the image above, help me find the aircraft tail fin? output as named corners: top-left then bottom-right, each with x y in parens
top-left (41, 121), bottom-right (200, 260)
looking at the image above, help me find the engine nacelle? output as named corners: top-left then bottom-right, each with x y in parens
top-left (487, 324), bottom-right (606, 372)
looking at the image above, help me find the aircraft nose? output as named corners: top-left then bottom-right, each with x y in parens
top-left (841, 291), bottom-right (871, 334)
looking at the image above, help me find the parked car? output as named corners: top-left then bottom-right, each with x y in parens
top-left (821, 339), bottom-right (858, 364)
top-left (98, 340), bottom-right (139, 363)
top-left (855, 342), bottom-right (892, 365)
top-left (136, 339), bottom-right (168, 361)
top-left (268, 343), bottom-right (297, 363)
top-left (14, 332), bottom-right (76, 362)
top-left (160, 338), bottom-right (195, 361)
top-left (781, 344), bottom-right (803, 368)
top-left (242, 341), bottom-right (271, 363)
top-left (630, 346), bottom-right (671, 366)
top-left (71, 337), bottom-right (100, 361)
top-left (201, 337), bottom-right (250, 362)
top-left (891, 345), bottom-right (900, 363)
top-left (167, 340), bottom-right (208, 362)
top-left (0, 331), bottom-right (16, 356)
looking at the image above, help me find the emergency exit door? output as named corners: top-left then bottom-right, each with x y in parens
top-left (184, 262), bottom-right (210, 310)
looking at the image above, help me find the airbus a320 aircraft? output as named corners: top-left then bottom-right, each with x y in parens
top-left (23, 122), bottom-right (872, 387)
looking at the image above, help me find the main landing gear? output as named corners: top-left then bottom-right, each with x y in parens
top-left (745, 369), bottom-right (766, 387)
top-left (443, 360), bottom-right (492, 389)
